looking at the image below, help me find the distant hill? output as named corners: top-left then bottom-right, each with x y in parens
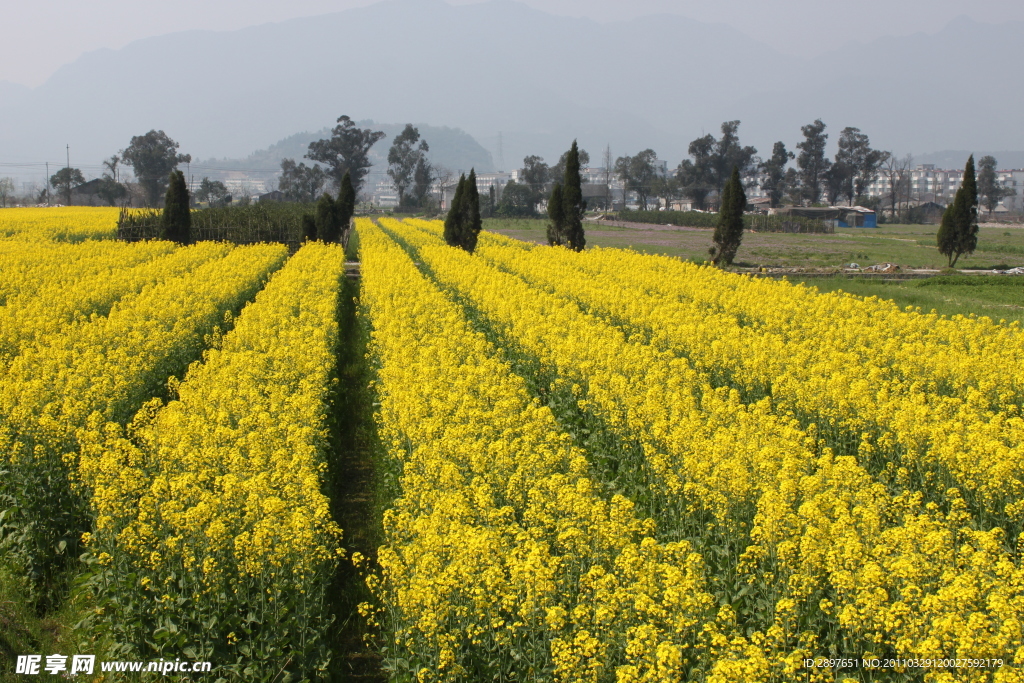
top-left (0, 81), bottom-right (29, 104)
top-left (0, 0), bottom-right (795, 170)
top-left (192, 121), bottom-right (494, 189)
top-left (0, 1), bottom-right (1021, 176)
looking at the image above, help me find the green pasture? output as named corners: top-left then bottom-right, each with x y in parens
top-left (788, 275), bottom-right (1024, 326)
top-left (484, 218), bottom-right (1024, 270)
top-left (483, 218), bottom-right (1024, 325)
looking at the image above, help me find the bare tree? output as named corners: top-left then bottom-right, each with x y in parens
top-left (0, 177), bottom-right (15, 208)
top-left (881, 153), bottom-right (913, 221)
top-left (603, 145), bottom-right (612, 211)
top-left (238, 182), bottom-right (256, 206)
top-left (900, 154), bottom-right (915, 217)
top-left (103, 155), bottom-right (121, 183)
top-left (434, 165), bottom-right (457, 210)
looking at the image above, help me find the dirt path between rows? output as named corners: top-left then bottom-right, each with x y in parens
top-left (329, 273), bottom-right (386, 682)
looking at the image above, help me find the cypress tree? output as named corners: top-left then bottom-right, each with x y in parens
top-left (711, 166), bottom-right (746, 266)
top-left (316, 192), bottom-right (338, 242)
top-left (444, 174), bottom-right (466, 248)
top-left (955, 155), bottom-right (979, 264)
top-left (562, 140), bottom-right (587, 252)
top-left (302, 213), bottom-right (317, 242)
top-left (339, 172), bottom-right (356, 225)
top-left (337, 171), bottom-right (356, 245)
top-left (710, 178), bottom-right (733, 264)
top-left (161, 169), bottom-right (191, 244)
top-left (936, 203), bottom-right (955, 263)
top-left (462, 169), bottom-right (482, 253)
top-left (938, 155), bottom-right (979, 267)
top-left (547, 183), bottom-right (565, 246)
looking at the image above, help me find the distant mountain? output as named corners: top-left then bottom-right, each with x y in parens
top-left (0, 81), bottom-right (29, 104)
top-left (0, 2), bottom-right (1020, 177)
top-left (192, 121), bottom-right (494, 189)
top-left (0, 0), bottom-right (789, 171)
top-left (200, 122), bottom-right (491, 173)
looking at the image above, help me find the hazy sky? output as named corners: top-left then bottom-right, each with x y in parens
top-left (3, 0), bottom-right (1022, 87)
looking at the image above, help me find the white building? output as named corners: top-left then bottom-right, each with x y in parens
top-left (864, 164), bottom-right (1023, 211)
top-left (996, 170), bottom-right (1024, 212)
top-left (864, 164), bottom-right (965, 205)
top-left (473, 170), bottom-right (521, 195)
top-left (369, 177), bottom-right (399, 208)
top-left (218, 175), bottom-right (275, 199)
top-left (582, 167), bottom-right (614, 186)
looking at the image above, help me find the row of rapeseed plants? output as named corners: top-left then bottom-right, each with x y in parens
top-left (4, 205), bottom-right (1023, 681)
top-left (78, 242), bottom-right (347, 676)
top-left (0, 207), bottom-right (121, 242)
top-left (357, 218), bottom-right (715, 681)
top-left (0, 209), bottom-right (351, 681)
top-left (1, 240), bottom-right (285, 601)
top-left (358, 217), bottom-right (1024, 682)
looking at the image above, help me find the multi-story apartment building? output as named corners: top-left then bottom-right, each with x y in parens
top-left (996, 170), bottom-right (1024, 212)
top-left (865, 164), bottom-right (1024, 212)
top-left (864, 164), bottom-right (964, 205)
top-left (368, 175), bottom-right (398, 208)
top-left (473, 170), bottom-right (521, 194)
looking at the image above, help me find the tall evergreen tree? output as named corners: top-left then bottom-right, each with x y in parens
top-left (710, 166), bottom-right (746, 266)
top-left (462, 169), bottom-right (482, 253)
top-left (337, 170), bottom-right (356, 245)
top-left (302, 213), bottom-right (317, 242)
top-left (316, 192), bottom-right (339, 242)
top-left (977, 155), bottom-right (1013, 215)
top-left (161, 169), bottom-right (191, 244)
top-left (796, 119), bottom-right (830, 204)
top-left (615, 150), bottom-right (658, 211)
top-left (562, 140), bottom-right (586, 252)
top-left (413, 156), bottom-right (434, 208)
top-left (547, 183), bottom-right (565, 246)
top-left (306, 115), bottom-right (385, 195)
top-left (521, 156), bottom-right (551, 205)
top-left (835, 127), bottom-right (887, 205)
top-left (122, 130), bottom-right (191, 207)
top-left (278, 159), bottom-right (326, 203)
top-left (936, 203), bottom-right (956, 264)
top-left (387, 124), bottom-right (429, 208)
top-left (49, 167), bottom-right (85, 205)
top-left (937, 155), bottom-right (979, 267)
top-left (444, 174), bottom-right (467, 248)
top-left (758, 142), bottom-right (794, 208)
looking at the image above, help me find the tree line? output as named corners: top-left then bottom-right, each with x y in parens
top-left (441, 140), bottom-right (589, 255)
top-left (40, 113), bottom-right (1016, 269)
top-left (537, 120), bottom-right (887, 212)
top-left (20, 113), bottom-right (1018, 223)
top-left (35, 115), bottom-right (403, 211)
top-left (278, 117), bottom-right (435, 210)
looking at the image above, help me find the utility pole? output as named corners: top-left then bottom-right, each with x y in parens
top-left (603, 145), bottom-right (612, 211)
top-left (45, 161), bottom-right (49, 206)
